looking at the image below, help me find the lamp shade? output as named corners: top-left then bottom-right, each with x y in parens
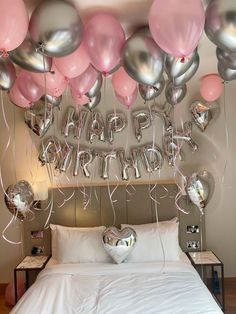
top-left (33, 181), bottom-right (48, 201)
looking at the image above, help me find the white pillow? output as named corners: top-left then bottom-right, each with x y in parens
top-left (50, 224), bottom-right (111, 264)
top-left (121, 218), bottom-right (180, 262)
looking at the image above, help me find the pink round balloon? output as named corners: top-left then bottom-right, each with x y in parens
top-left (5, 281), bottom-right (25, 306)
top-left (0, 0), bottom-right (28, 52)
top-left (200, 74), bottom-right (223, 102)
top-left (149, 0), bottom-right (205, 58)
top-left (17, 71), bottom-right (44, 102)
top-left (84, 13), bottom-right (125, 73)
top-left (71, 88), bottom-right (89, 106)
top-left (9, 83), bottom-right (32, 108)
top-left (112, 67), bottom-right (137, 98)
top-left (47, 80), bottom-right (68, 97)
top-left (69, 65), bottom-right (98, 96)
top-left (54, 43), bottom-right (90, 78)
top-left (115, 86), bottom-right (138, 109)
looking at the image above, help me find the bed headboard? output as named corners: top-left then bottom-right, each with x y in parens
top-left (23, 184), bottom-right (205, 256)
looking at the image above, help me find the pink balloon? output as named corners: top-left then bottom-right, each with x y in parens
top-left (69, 65), bottom-right (98, 96)
top-left (9, 83), bottom-right (32, 109)
top-left (115, 86), bottom-right (138, 109)
top-left (0, 0), bottom-right (28, 52)
top-left (71, 88), bottom-right (89, 106)
top-left (112, 67), bottom-right (137, 97)
top-left (17, 71), bottom-right (44, 102)
top-left (5, 281), bottom-right (25, 306)
top-left (149, 0), bottom-right (205, 58)
top-left (54, 43), bottom-right (90, 78)
top-left (47, 80), bottom-right (68, 97)
top-left (200, 74), bottom-right (223, 102)
top-left (84, 13), bottom-right (125, 73)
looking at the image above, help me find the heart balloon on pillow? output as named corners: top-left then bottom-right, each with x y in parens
top-left (103, 226), bottom-right (137, 264)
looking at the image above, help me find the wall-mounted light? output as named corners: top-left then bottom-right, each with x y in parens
top-left (32, 181), bottom-right (48, 209)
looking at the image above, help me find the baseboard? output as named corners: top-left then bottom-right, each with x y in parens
top-left (0, 283), bottom-right (8, 294)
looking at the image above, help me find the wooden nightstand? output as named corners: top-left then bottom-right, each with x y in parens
top-left (14, 255), bottom-right (50, 303)
top-left (187, 250), bottom-right (225, 312)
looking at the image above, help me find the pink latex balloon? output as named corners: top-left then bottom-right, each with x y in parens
top-left (69, 65), bottom-right (98, 96)
top-left (84, 13), bottom-right (125, 73)
top-left (0, 0), bottom-right (28, 52)
top-left (5, 281), bottom-right (25, 306)
top-left (9, 83), bottom-right (32, 108)
top-left (112, 67), bottom-right (137, 97)
top-left (54, 43), bottom-right (90, 78)
top-left (71, 88), bottom-right (89, 106)
top-left (17, 71), bottom-right (44, 102)
top-left (200, 74), bottom-right (223, 102)
top-left (115, 86), bottom-right (138, 109)
top-left (149, 0), bottom-right (205, 58)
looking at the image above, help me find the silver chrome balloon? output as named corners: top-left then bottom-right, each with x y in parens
top-left (190, 100), bottom-right (212, 131)
top-left (9, 37), bottom-right (52, 73)
top-left (24, 103), bottom-right (54, 137)
top-left (122, 32), bottom-right (165, 85)
top-left (205, 0), bottom-right (236, 52)
top-left (41, 94), bottom-right (62, 109)
top-left (29, 0), bottom-right (83, 57)
top-left (38, 137), bottom-right (61, 165)
top-left (5, 180), bottom-right (34, 221)
top-left (84, 92), bottom-right (101, 111)
top-left (151, 103), bottom-right (173, 132)
top-left (141, 144), bottom-right (163, 172)
top-left (87, 111), bottom-right (106, 143)
top-left (117, 149), bottom-right (141, 180)
top-left (165, 81), bottom-right (187, 105)
top-left (218, 61), bottom-right (236, 81)
top-left (163, 134), bottom-right (184, 167)
top-left (99, 151), bottom-right (117, 180)
top-left (173, 122), bottom-right (198, 152)
top-left (107, 113), bottom-right (127, 143)
top-left (55, 143), bottom-right (74, 173)
top-left (73, 149), bottom-right (95, 177)
top-left (62, 106), bottom-right (88, 139)
top-left (0, 57), bottom-right (16, 90)
top-left (86, 73), bottom-right (103, 98)
top-left (173, 53), bottom-right (200, 87)
top-left (139, 76), bottom-right (165, 101)
top-left (216, 47), bottom-right (236, 69)
top-left (103, 226), bottom-right (137, 264)
top-left (132, 110), bottom-right (152, 142)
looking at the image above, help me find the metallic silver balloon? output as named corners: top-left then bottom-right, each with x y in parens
top-left (186, 171), bottom-right (210, 214)
top-left (73, 149), bottom-right (95, 177)
top-left (163, 134), bottom-right (184, 167)
top-left (55, 143), bottom-right (74, 173)
top-left (87, 111), bottom-right (106, 143)
top-left (173, 53), bottom-right (200, 87)
top-left (99, 151), bottom-right (117, 180)
top-left (5, 180), bottom-right (34, 221)
top-left (24, 103), bottom-right (54, 137)
top-left (84, 92), bottom-right (101, 111)
top-left (107, 113), bottom-right (127, 143)
top-left (103, 226), bottom-right (137, 264)
top-left (29, 0), bottom-right (83, 57)
top-left (122, 32), bottom-right (165, 85)
top-left (139, 76), bottom-right (165, 101)
top-left (85, 73), bottom-right (103, 98)
top-left (41, 94), bottom-right (62, 109)
top-left (202, 0), bottom-right (213, 11)
top-left (151, 103), bottom-right (173, 132)
top-left (117, 149), bottom-right (141, 180)
top-left (132, 110), bottom-right (152, 142)
top-left (216, 47), bottom-right (236, 69)
top-left (205, 0), bottom-right (236, 52)
top-left (62, 106), bottom-right (87, 139)
top-left (141, 144), bottom-right (163, 172)
top-left (165, 49), bottom-right (197, 79)
top-left (190, 101), bottom-right (212, 131)
top-left (38, 137), bottom-right (61, 165)
top-left (9, 37), bottom-right (52, 73)
top-left (218, 61), bottom-right (236, 81)
top-left (165, 81), bottom-right (187, 105)
top-left (173, 122), bottom-right (198, 151)
top-left (0, 57), bottom-right (16, 90)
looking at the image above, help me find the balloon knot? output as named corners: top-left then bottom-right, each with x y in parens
top-left (180, 56), bottom-right (185, 63)
top-left (0, 49), bottom-right (9, 58)
top-left (103, 71), bottom-right (109, 77)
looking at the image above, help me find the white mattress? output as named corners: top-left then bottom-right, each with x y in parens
top-left (11, 258), bottom-right (223, 314)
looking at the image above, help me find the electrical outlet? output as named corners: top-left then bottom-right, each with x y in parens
top-left (187, 241), bottom-right (200, 250)
top-left (186, 225), bottom-right (199, 234)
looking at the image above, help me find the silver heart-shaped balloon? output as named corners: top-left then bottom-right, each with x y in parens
top-left (190, 100), bottom-right (212, 131)
top-left (216, 47), bottom-right (236, 69)
top-left (0, 57), bottom-right (16, 90)
top-left (165, 81), bottom-right (187, 105)
top-left (9, 37), bottom-right (52, 73)
top-left (41, 94), bottom-right (62, 109)
top-left (86, 73), bottom-right (103, 98)
top-left (5, 180), bottom-right (34, 221)
top-left (218, 61), bottom-right (236, 81)
top-left (24, 103), bottom-right (54, 137)
top-left (139, 76), bottom-right (165, 101)
top-left (84, 91), bottom-right (101, 111)
top-left (103, 226), bottom-right (137, 264)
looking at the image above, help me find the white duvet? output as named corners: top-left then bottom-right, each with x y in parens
top-left (11, 260), bottom-right (223, 314)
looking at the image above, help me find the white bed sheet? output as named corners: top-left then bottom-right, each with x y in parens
top-left (11, 259), bottom-right (223, 314)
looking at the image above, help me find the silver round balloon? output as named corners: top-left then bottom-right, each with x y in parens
top-left (9, 37), bottom-right (53, 73)
top-left (84, 92), bottom-right (101, 111)
top-left (0, 57), bottom-right (16, 90)
top-left (165, 81), bottom-right (187, 105)
top-left (216, 47), bottom-right (236, 69)
top-left (86, 73), bottom-right (103, 98)
top-left (218, 61), bottom-right (236, 81)
top-left (205, 0), bottom-right (236, 52)
top-left (122, 32), bottom-right (165, 85)
top-left (29, 0), bottom-right (83, 57)
top-left (139, 76), bottom-right (165, 101)
top-left (165, 49), bottom-right (197, 79)
top-left (41, 94), bottom-right (62, 109)
top-left (173, 53), bottom-right (200, 87)
top-left (190, 100), bottom-right (212, 131)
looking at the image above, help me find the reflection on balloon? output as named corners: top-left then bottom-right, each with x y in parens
top-left (216, 47), bottom-right (236, 70)
top-left (86, 73), bottom-right (103, 98)
top-left (0, 58), bottom-right (16, 90)
top-left (17, 71), bottom-right (44, 102)
top-left (9, 83), bottom-right (32, 109)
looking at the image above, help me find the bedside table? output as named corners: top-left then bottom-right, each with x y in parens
top-left (187, 251), bottom-right (225, 312)
top-left (14, 255), bottom-right (50, 303)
